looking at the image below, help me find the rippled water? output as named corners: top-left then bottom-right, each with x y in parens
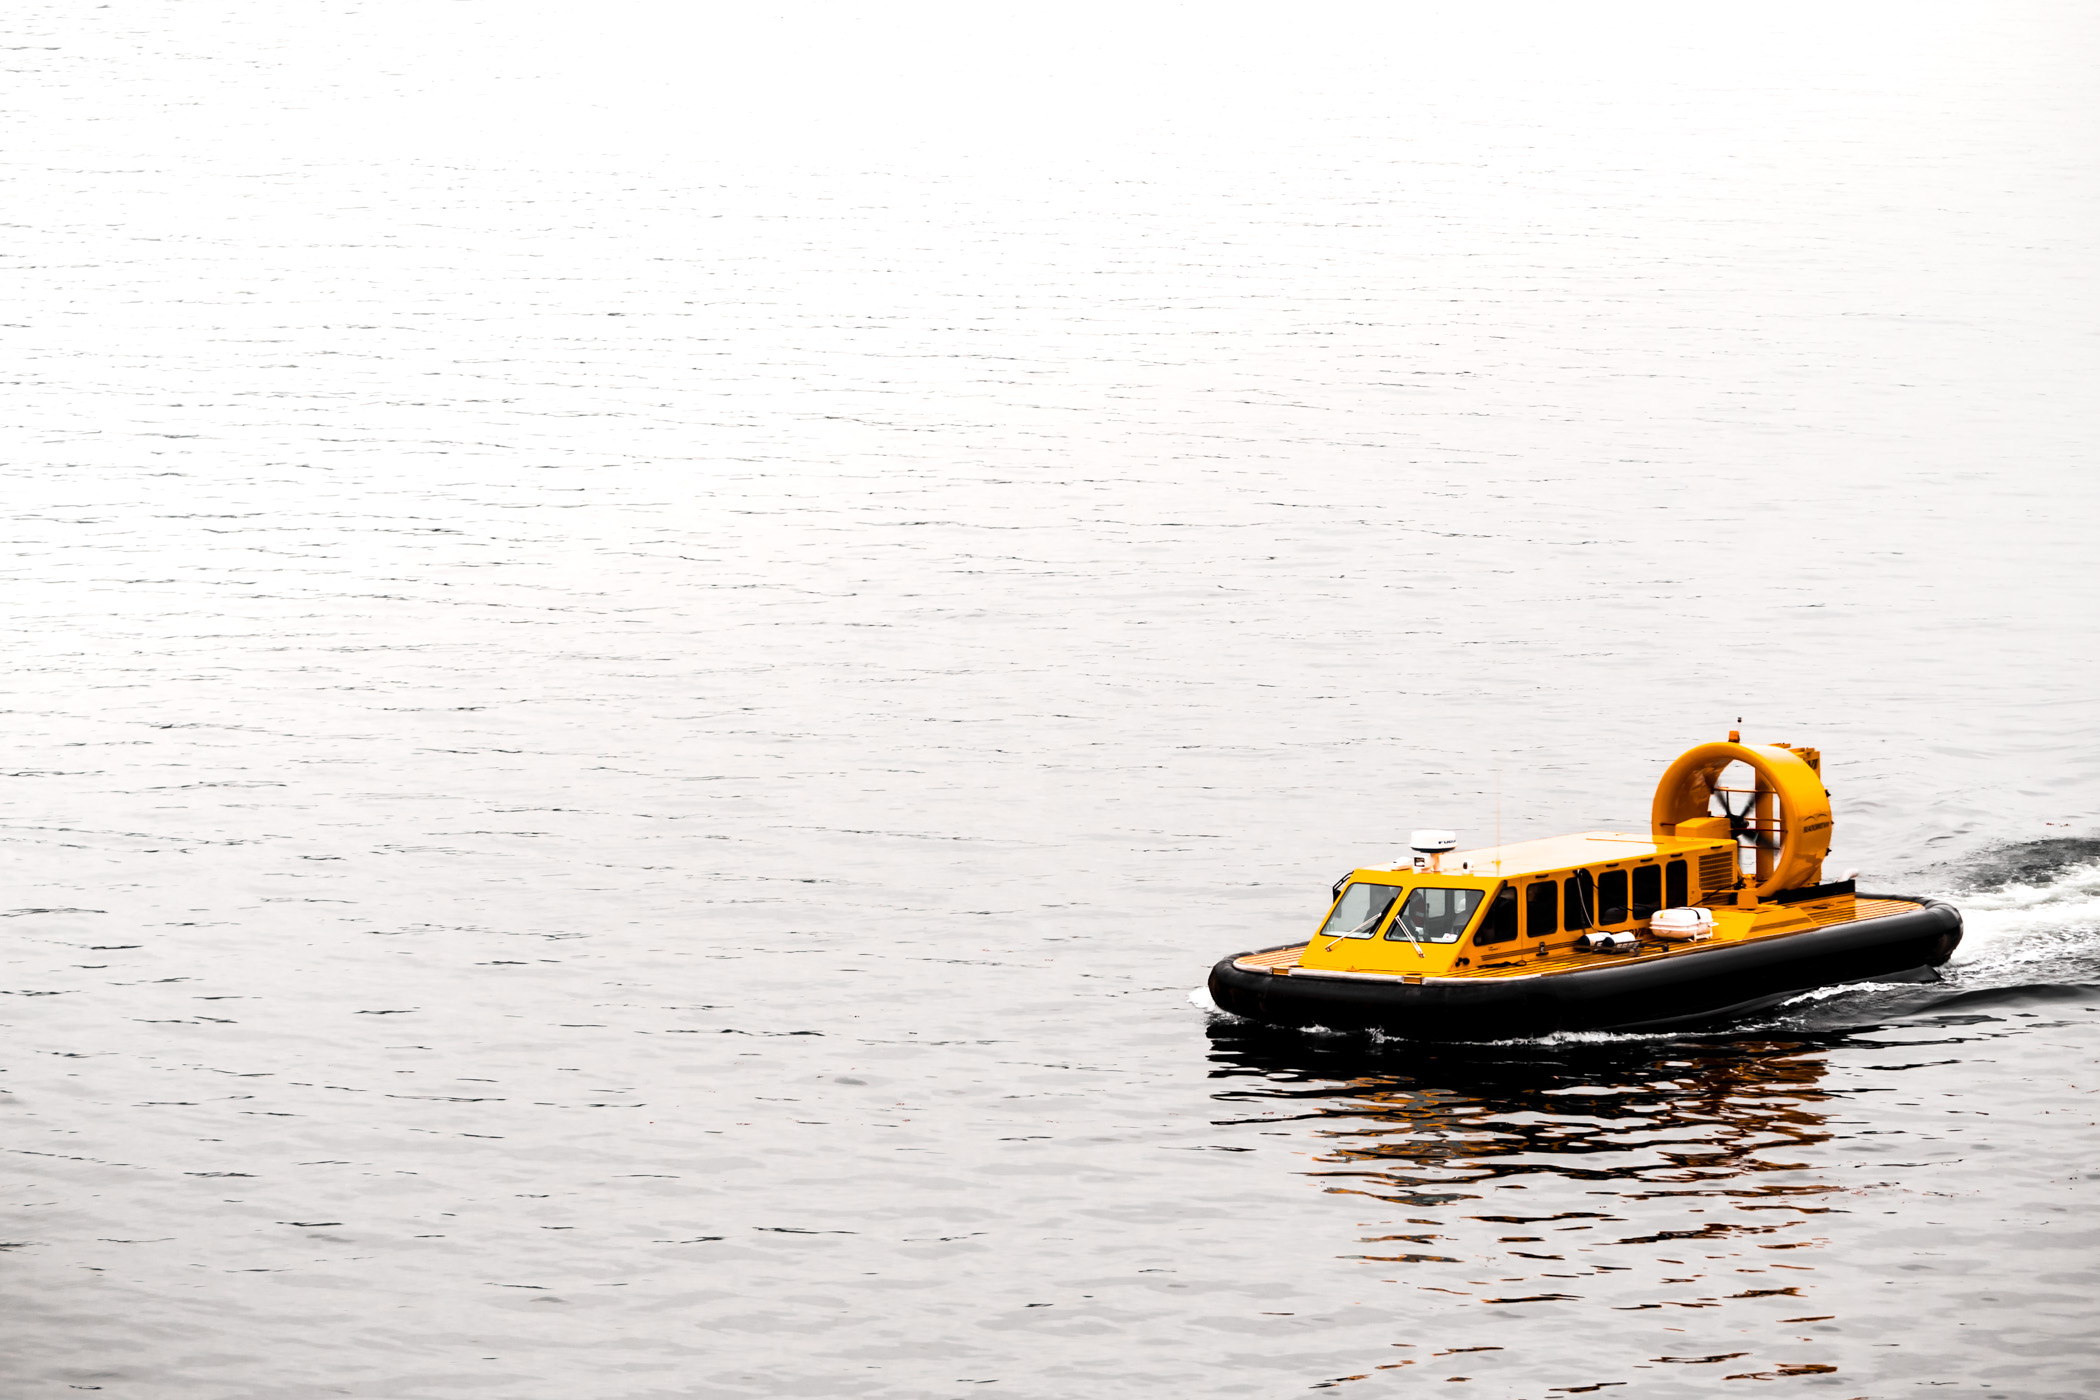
top-left (6, 3), bottom-right (2100, 1396)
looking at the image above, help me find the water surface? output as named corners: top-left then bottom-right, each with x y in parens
top-left (4, 3), bottom-right (2099, 1396)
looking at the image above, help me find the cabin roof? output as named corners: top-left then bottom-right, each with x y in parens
top-left (1442, 830), bottom-right (1727, 877)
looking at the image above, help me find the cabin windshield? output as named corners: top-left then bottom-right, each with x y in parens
top-left (1387, 886), bottom-right (1484, 944)
top-left (1321, 882), bottom-right (1404, 939)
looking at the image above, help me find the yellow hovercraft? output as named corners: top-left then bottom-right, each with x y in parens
top-left (1207, 736), bottom-right (1962, 1038)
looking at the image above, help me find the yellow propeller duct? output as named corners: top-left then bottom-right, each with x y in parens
top-left (1651, 740), bottom-right (1833, 899)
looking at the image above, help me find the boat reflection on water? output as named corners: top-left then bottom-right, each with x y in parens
top-left (1199, 1015), bottom-right (1917, 1387)
top-left (1208, 1020), bottom-right (1844, 1206)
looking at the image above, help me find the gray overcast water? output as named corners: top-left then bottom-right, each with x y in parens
top-left (5, 3), bottom-right (2100, 1397)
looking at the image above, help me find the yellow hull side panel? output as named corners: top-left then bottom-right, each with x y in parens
top-left (1296, 832), bottom-right (1739, 977)
top-left (1248, 894), bottom-right (1927, 986)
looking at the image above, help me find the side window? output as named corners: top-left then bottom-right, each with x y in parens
top-left (1664, 860), bottom-right (1688, 908)
top-left (1525, 881), bottom-right (1558, 937)
top-left (1596, 869), bottom-right (1629, 924)
top-left (1476, 885), bottom-right (1520, 945)
top-left (1564, 870), bottom-right (1596, 931)
top-left (1631, 864), bottom-right (1662, 917)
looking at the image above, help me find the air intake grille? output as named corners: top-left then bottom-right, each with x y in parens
top-left (1698, 850), bottom-right (1738, 892)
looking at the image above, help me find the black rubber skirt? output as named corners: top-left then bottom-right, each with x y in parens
top-left (1207, 895), bottom-right (1962, 1040)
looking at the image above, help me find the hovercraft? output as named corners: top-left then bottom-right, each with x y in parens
top-left (1207, 736), bottom-right (1961, 1039)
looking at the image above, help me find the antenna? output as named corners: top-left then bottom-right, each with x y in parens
top-left (1495, 763), bottom-right (1502, 873)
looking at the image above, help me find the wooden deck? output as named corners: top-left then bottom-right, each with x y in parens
top-left (1233, 895), bottom-right (1926, 982)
